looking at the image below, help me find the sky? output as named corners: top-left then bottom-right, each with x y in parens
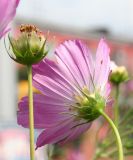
top-left (16, 0), bottom-right (133, 39)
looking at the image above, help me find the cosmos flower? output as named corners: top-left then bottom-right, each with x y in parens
top-left (18, 39), bottom-right (111, 149)
top-left (0, 0), bottom-right (20, 38)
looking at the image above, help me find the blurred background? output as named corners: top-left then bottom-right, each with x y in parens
top-left (0, 0), bottom-right (133, 159)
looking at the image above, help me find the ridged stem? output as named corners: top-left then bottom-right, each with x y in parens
top-left (99, 110), bottom-right (123, 160)
top-left (27, 65), bottom-right (35, 160)
top-left (114, 84), bottom-right (120, 128)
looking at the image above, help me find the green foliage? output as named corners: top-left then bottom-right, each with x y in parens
top-left (94, 106), bottom-right (133, 159)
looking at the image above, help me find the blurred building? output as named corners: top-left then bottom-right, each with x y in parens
top-left (15, 0), bottom-right (133, 71)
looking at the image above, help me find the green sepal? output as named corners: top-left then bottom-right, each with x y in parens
top-left (7, 32), bottom-right (48, 65)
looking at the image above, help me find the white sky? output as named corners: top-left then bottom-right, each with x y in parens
top-left (16, 0), bottom-right (133, 39)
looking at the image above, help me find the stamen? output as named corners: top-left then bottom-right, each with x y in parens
top-left (19, 24), bottom-right (43, 39)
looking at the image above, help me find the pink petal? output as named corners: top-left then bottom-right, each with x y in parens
top-left (60, 121), bottom-right (91, 144)
top-left (36, 119), bottom-right (74, 149)
top-left (94, 38), bottom-right (110, 90)
top-left (33, 74), bottom-right (75, 101)
top-left (104, 83), bottom-right (111, 98)
top-left (75, 40), bottom-right (95, 91)
top-left (64, 41), bottom-right (91, 87)
top-left (33, 59), bottom-right (79, 95)
top-left (36, 118), bottom-right (90, 148)
top-left (0, 0), bottom-right (20, 38)
top-left (17, 94), bottom-right (72, 129)
top-left (55, 40), bottom-right (86, 88)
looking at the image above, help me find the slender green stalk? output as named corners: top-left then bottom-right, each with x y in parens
top-left (114, 84), bottom-right (120, 128)
top-left (47, 145), bottom-right (52, 160)
top-left (99, 110), bottom-right (123, 160)
top-left (27, 65), bottom-right (35, 160)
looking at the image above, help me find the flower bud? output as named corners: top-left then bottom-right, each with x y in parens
top-left (110, 61), bottom-right (129, 85)
top-left (7, 24), bottom-right (48, 65)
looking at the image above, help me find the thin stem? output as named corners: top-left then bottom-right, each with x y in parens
top-left (27, 65), bottom-right (35, 160)
top-left (114, 84), bottom-right (120, 128)
top-left (99, 110), bottom-right (123, 160)
top-left (47, 146), bottom-right (52, 160)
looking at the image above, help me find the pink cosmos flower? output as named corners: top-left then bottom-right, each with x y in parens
top-left (0, 0), bottom-right (20, 38)
top-left (18, 39), bottom-right (111, 149)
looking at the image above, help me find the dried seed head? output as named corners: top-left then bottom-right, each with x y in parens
top-left (7, 24), bottom-right (48, 65)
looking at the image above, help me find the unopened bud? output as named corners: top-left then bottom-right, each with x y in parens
top-left (110, 61), bottom-right (129, 85)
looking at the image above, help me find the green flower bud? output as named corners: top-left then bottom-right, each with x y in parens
top-left (110, 62), bottom-right (129, 85)
top-left (7, 24), bottom-right (48, 65)
top-left (76, 92), bottom-right (106, 122)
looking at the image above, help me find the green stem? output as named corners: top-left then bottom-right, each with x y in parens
top-left (95, 125), bottom-right (133, 159)
top-left (47, 145), bottom-right (52, 160)
top-left (114, 84), bottom-right (120, 128)
top-left (99, 110), bottom-right (123, 160)
top-left (27, 65), bottom-right (35, 160)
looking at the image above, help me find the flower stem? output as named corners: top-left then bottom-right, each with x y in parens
top-left (27, 65), bottom-right (35, 160)
top-left (99, 110), bottom-right (123, 160)
top-left (114, 84), bottom-right (120, 128)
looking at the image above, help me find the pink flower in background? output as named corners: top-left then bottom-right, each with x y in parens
top-left (126, 80), bottom-right (133, 92)
top-left (67, 150), bottom-right (85, 160)
top-left (0, 0), bottom-right (20, 38)
top-left (18, 39), bottom-right (111, 149)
